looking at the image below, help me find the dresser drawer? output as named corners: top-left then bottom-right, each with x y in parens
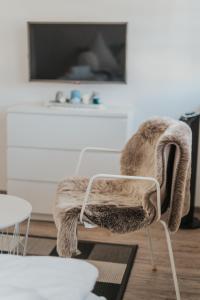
top-left (7, 180), bottom-right (56, 214)
top-left (7, 148), bottom-right (120, 182)
top-left (7, 113), bottom-right (127, 150)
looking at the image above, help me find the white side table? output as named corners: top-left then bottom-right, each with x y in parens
top-left (0, 195), bottom-right (32, 255)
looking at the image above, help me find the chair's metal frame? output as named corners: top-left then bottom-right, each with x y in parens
top-left (76, 147), bottom-right (181, 300)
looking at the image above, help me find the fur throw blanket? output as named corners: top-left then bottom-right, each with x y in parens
top-left (54, 118), bottom-right (192, 257)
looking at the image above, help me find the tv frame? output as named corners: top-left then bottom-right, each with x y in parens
top-left (27, 22), bottom-right (128, 84)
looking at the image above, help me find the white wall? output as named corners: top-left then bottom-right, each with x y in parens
top-left (0, 0), bottom-right (200, 200)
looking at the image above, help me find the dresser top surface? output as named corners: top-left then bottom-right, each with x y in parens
top-left (7, 104), bottom-right (134, 118)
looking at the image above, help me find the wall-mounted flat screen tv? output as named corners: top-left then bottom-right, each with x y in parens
top-left (28, 22), bottom-right (127, 83)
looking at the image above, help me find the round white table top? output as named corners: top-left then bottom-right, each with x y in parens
top-left (0, 195), bottom-right (32, 229)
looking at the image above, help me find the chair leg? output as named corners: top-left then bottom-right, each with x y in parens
top-left (145, 227), bottom-right (157, 271)
top-left (159, 220), bottom-right (181, 300)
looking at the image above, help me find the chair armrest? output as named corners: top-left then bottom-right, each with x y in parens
top-left (75, 147), bottom-right (122, 175)
top-left (80, 173), bottom-right (161, 223)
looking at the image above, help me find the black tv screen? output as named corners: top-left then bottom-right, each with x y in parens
top-left (28, 22), bottom-right (127, 83)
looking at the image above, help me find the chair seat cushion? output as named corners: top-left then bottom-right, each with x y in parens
top-left (55, 177), bottom-right (154, 234)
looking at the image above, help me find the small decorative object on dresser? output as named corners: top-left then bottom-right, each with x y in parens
top-left (70, 89), bottom-right (81, 104)
top-left (82, 93), bottom-right (92, 105)
top-left (92, 92), bottom-right (101, 105)
top-left (55, 91), bottom-right (66, 103)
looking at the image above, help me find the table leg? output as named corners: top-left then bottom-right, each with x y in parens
top-left (23, 215), bottom-right (31, 256)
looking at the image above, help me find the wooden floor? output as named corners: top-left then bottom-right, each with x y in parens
top-left (26, 214), bottom-right (200, 300)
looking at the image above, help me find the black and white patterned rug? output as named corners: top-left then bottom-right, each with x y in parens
top-left (26, 236), bottom-right (138, 300)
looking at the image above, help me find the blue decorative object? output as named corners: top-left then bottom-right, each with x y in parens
top-left (70, 90), bottom-right (81, 104)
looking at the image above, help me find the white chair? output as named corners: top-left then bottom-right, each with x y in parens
top-left (55, 118), bottom-right (192, 300)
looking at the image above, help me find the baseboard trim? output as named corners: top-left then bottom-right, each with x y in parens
top-left (31, 213), bottom-right (53, 222)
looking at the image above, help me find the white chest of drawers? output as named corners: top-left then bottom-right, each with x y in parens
top-left (7, 104), bottom-right (134, 219)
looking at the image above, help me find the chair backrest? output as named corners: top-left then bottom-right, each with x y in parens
top-left (120, 118), bottom-right (171, 208)
top-left (120, 118), bottom-right (170, 178)
top-left (120, 117), bottom-right (192, 223)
